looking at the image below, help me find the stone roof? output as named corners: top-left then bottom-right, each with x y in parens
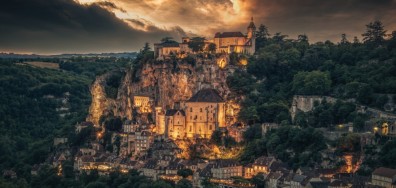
top-left (165, 109), bottom-right (186, 116)
top-left (187, 89), bottom-right (224, 103)
top-left (372, 167), bottom-right (396, 178)
top-left (254, 156), bottom-right (275, 166)
top-left (213, 159), bottom-right (240, 168)
top-left (214, 32), bottom-right (245, 38)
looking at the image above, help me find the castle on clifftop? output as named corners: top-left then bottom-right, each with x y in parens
top-left (154, 18), bottom-right (256, 60)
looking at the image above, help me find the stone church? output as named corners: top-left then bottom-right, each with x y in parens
top-left (155, 89), bottom-right (226, 139)
top-left (154, 18), bottom-right (256, 59)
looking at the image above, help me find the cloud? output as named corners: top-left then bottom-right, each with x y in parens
top-left (0, 0), bottom-right (395, 53)
top-left (246, 0), bottom-right (396, 42)
top-left (0, 0), bottom-right (187, 54)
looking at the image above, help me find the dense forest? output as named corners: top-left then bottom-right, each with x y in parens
top-left (229, 20), bottom-right (396, 173)
top-left (0, 58), bottom-right (129, 187)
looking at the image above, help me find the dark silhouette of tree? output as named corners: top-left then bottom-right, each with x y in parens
top-left (161, 37), bottom-right (177, 44)
top-left (340, 33), bottom-right (349, 45)
top-left (362, 20), bottom-right (387, 46)
top-left (188, 37), bottom-right (205, 52)
top-left (207, 43), bottom-right (216, 53)
top-left (177, 169), bottom-right (193, 178)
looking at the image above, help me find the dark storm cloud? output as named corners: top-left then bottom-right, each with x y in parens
top-left (249, 0), bottom-right (396, 42)
top-left (96, 1), bottom-right (126, 13)
top-left (0, 0), bottom-right (186, 54)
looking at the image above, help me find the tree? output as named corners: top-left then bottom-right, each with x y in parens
top-left (177, 169), bottom-right (193, 178)
top-left (85, 182), bottom-right (108, 188)
top-left (188, 37), bottom-right (205, 52)
top-left (142, 42), bottom-right (151, 54)
top-left (292, 71), bottom-right (332, 95)
top-left (256, 24), bottom-right (270, 50)
top-left (251, 173), bottom-right (266, 188)
top-left (176, 179), bottom-right (193, 188)
top-left (340, 33), bottom-right (349, 45)
top-left (362, 20), bottom-right (387, 46)
top-left (210, 130), bottom-right (222, 145)
top-left (207, 43), bottom-right (216, 53)
top-left (161, 37), bottom-right (177, 44)
top-left (272, 32), bottom-right (288, 44)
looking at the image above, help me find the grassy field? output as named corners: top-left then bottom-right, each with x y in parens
top-left (24, 61), bottom-right (60, 69)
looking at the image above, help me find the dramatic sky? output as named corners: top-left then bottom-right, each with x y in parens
top-left (0, 0), bottom-right (395, 54)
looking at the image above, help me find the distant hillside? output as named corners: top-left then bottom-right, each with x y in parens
top-left (0, 52), bottom-right (138, 59)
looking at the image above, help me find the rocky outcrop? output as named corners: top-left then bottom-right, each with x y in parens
top-left (87, 58), bottom-right (237, 126)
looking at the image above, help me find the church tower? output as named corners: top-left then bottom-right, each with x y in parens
top-left (247, 17), bottom-right (256, 55)
top-left (247, 17), bottom-right (256, 39)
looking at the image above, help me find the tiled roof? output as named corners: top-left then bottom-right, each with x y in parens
top-left (165, 109), bottom-right (186, 116)
top-left (254, 156), bottom-right (275, 166)
top-left (372, 167), bottom-right (396, 178)
top-left (187, 89), bottom-right (224, 103)
top-left (213, 159), bottom-right (240, 168)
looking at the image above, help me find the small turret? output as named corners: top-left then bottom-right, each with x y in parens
top-left (247, 17), bottom-right (256, 39)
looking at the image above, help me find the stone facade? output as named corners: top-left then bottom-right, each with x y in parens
top-left (154, 18), bottom-right (256, 60)
top-left (156, 88), bottom-right (226, 139)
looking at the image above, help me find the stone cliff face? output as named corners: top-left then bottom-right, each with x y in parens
top-left (87, 58), bottom-right (236, 126)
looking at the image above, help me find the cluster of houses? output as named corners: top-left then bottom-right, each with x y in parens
top-left (68, 140), bottom-right (396, 188)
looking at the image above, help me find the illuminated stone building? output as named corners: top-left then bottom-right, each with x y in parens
top-left (213, 17), bottom-right (256, 55)
top-left (184, 88), bottom-right (226, 138)
top-left (165, 109), bottom-right (186, 139)
top-left (155, 88), bottom-right (226, 139)
top-left (133, 95), bottom-right (152, 113)
top-left (154, 19), bottom-right (256, 59)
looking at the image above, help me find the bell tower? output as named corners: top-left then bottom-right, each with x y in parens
top-left (247, 17), bottom-right (256, 39)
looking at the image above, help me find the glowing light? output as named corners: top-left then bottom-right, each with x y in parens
top-left (97, 132), bottom-right (102, 139)
top-left (239, 58), bottom-right (248, 66)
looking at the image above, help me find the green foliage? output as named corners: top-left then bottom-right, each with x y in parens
top-left (379, 140), bottom-right (396, 169)
top-left (336, 133), bottom-right (361, 153)
top-left (176, 178), bottom-right (193, 188)
top-left (362, 20), bottom-right (387, 47)
top-left (292, 71), bottom-right (332, 95)
top-left (188, 37), bottom-right (206, 53)
top-left (251, 173), bottom-right (266, 188)
top-left (177, 169), bottom-right (193, 178)
top-left (240, 126), bottom-right (326, 169)
top-left (104, 72), bottom-right (124, 99)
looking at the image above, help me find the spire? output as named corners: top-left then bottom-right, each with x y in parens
top-left (248, 17), bottom-right (256, 29)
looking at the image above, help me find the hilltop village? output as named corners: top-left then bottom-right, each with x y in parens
top-left (37, 19), bottom-right (396, 188)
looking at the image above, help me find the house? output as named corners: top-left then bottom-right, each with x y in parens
top-left (133, 95), bottom-right (152, 113)
top-left (267, 172), bottom-right (283, 188)
top-left (134, 130), bottom-right (154, 155)
top-left (371, 167), bottom-right (396, 188)
top-left (291, 174), bottom-right (311, 188)
top-left (328, 179), bottom-right (349, 188)
top-left (140, 159), bottom-right (164, 181)
top-left (213, 17), bottom-right (256, 55)
top-left (165, 109), bottom-right (186, 139)
top-left (123, 120), bottom-right (139, 133)
top-left (165, 161), bottom-right (185, 175)
top-left (53, 137), bottom-right (68, 146)
top-left (252, 156), bottom-right (276, 175)
top-left (262, 123), bottom-right (279, 136)
top-left (211, 159), bottom-right (243, 179)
